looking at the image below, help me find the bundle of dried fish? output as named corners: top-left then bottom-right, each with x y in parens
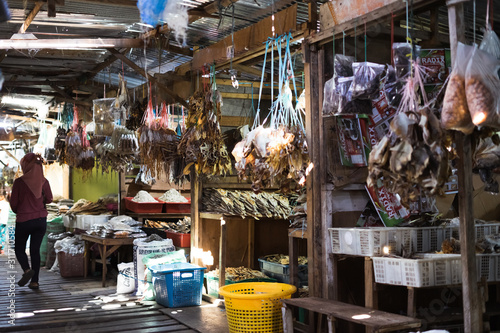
top-left (95, 126), bottom-right (138, 173)
top-left (65, 130), bottom-right (83, 168)
top-left (202, 188), bottom-right (292, 219)
top-left (262, 254), bottom-right (308, 266)
top-left (233, 125), bottom-right (309, 193)
top-left (144, 216), bottom-right (191, 233)
top-left (473, 134), bottom-right (500, 194)
top-left (54, 127), bottom-right (68, 165)
top-left (367, 63), bottom-right (451, 207)
top-left (178, 90), bottom-right (232, 177)
top-left (126, 99), bottom-right (146, 131)
top-left (65, 198), bottom-right (109, 217)
top-left (208, 267), bottom-right (270, 282)
top-left (289, 191), bottom-right (307, 230)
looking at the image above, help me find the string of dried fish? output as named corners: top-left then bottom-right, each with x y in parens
top-left (367, 63), bottom-right (451, 207)
top-left (178, 90), bottom-right (232, 177)
top-left (202, 188), bottom-right (292, 219)
top-left (95, 126), bottom-right (138, 173)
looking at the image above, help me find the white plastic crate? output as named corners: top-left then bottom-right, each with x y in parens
top-left (372, 254), bottom-right (462, 287)
top-left (442, 223), bottom-right (500, 240)
top-left (329, 227), bottom-right (412, 256)
top-left (329, 227), bottom-right (447, 257)
top-left (476, 254), bottom-right (497, 282)
top-left (409, 227), bottom-right (447, 253)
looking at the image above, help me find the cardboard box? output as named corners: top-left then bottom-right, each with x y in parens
top-left (419, 49), bottom-right (448, 84)
top-left (366, 181), bottom-right (411, 227)
top-left (337, 115), bottom-right (370, 167)
top-left (370, 89), bottom-right (397, 126)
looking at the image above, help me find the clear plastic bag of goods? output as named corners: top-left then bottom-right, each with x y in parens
top-left (322, 77), bottom-right (337, 116)
top-left (93, 98), bottom-right (116, 136)
top-left (54, 235), bottom-right (84, 255)
top-left (480, 26), bottom-right (500, 59)
top-left (351, 62), bottom-right (386, 100)
top-left (133, 236), bottom-right (175, 295)
top-left (393, 43), bottom-right (413, 79)
top-left (465, 46), bottom-right (500, 128)
top-left (441, 42), bottom-right (475, 134)
top-left (117, 262), bottom-right (135, 294)
top-left (334, 54), bottom-right (354, 78)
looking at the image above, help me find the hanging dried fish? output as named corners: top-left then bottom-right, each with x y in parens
top-left (367, 62), bottom-right (451, 207)
top-left (178, 90), bottom-right (232, 177)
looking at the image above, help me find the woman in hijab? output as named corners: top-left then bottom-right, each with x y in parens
top-left (10, 153), bottom-right (53, 289)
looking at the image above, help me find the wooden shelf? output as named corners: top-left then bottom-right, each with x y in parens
top-left (126, 212), bottom-right (189, 220)
top-left (288, 228), bottom-right (308, 239)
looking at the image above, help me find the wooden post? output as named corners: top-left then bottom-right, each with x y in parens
top-left (289, 232), bottom-right (299, 293)
top-left (247, 219), bottom-right (255, 269)
top-left (304, 39), bottom-right (322, 300)
top-left (447, 1), bottom-right (483, 332)
top-left (407, 287), bottom-right (417, 318)
top-left (118, 172), bottom-right (126, 215)
top-left (190, 169), bottom-right (201, 265)
top-left (219, 217), bottom-right (227, 291)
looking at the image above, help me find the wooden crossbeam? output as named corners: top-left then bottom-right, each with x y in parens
top-left (107, 48), bottom-right (188, 108)
top-left (19, 1), bottom-right (44, 34)
top-left (4, 80), bottom-right (79, 87)
top-left (0, 38), bottom-right (143, 50)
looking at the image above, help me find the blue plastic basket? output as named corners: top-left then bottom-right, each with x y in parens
top-left (149, 263), bottom-right (206, 307)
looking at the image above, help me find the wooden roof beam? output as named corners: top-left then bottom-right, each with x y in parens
top-left (0, 38), bottom-right (143, 50)
top-left (107, 48), bottom-right (188, 108)
top-left (19, 1), bottom-right (45, 34)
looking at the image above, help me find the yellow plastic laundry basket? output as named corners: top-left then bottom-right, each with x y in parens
top-left (219, 282), bottom-right (297, 333)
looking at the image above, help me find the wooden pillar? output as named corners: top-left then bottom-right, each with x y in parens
top-left (219, 217), bottom-right (227, 289)
top-left (190, 169), bottom-right (202, 265)
top-left (304, 38), bottom-right (322, 299)
top-left (447, 1), bottom-right (482, 332)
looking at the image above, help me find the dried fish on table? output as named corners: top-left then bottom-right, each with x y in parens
top-left (65, 198), bottom-right (109, 217)
top-left (263, 254), bottom-right (308, 266)
top-left (144, 217), bottom-right (191, 233)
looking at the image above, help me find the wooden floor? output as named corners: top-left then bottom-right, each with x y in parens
top-left (0, 255), bottom-right (200, 332)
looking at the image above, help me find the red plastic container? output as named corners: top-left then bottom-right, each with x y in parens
top-left (124, 197), bottom-right (163, 213)
top-left (164, 198), bottom-right (191, 214)
top-left (166, 231), bottom-right (191, 247)
top-left (57, 252), bottom-right (84, 277)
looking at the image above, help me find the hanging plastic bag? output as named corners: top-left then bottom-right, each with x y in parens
top-left (351, 62), bottom-right (386, 100)
top-left (465, 46), bottom-right (500, 128)
top-left (480, 26), bottom-right (500, 59)
top-left (161, 0), bottom-right (188, 47)
top-left (137, 0), bottom-right (168, 26)
top-left (441, 42), bottom-right (475, 134)
top-left (336, 77), bottom-right (372, 115)
top-left (322, 77), bottom-right (337, 115)
top-left (382, 65), bottom-right (404, 108)
top-left (393, 43), bottom-right (413, 79)
top-left (334, 54), bottom-right (354, 78)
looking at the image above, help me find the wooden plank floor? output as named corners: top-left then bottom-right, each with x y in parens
top-left (0, 255), bottom-right (199, 332)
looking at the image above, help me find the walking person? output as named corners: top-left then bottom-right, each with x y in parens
top-left (10, 153), bottom-right (53, 289)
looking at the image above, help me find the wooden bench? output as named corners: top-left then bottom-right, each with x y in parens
top-left (282, 297), bottom-right (421, 333)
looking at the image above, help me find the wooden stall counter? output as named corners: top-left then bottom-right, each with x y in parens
top-left (81, 234), bottom-right (134, 287)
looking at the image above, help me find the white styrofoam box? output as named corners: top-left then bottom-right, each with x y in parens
top-left (372, 254), bottom-right (462, 287)
top-left (63, 215), bottom-right (75, 228)
top-left (75, 215), bottom-right (86, 229)
top-left (82, 215), bottom-right (110, 230)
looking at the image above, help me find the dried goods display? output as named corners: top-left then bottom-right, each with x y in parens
top-left (132, 190), bottom-right (157, 203)
top-left (144, 217), bottom-right (191, 233)
top-left (208, 267), bottom-right (270, 282)
top-left (233, 33), bottom-right (309, 193)
top-left (95, 125), bottom-right (138, 173)
top-left (203, 188), bottom-right (291, 219)
top-left (367, 62), bottom-right (451, 206)
top-left (158, 189), bottom-right (188, 203)
top-left (65, 198), bottom-right (109, 216)
top-left (54, 127), bottom-right (68, 164)
top-left (126, 99), bottom-right (147, 131)
top-left (178, 87), bottom-right (231, 177)
top-left (262, 254), bottom-right (308, 266)
top-left (473, 135), bottom-right (500, 194)
top-left (289, 191), bottom-right (306, 230)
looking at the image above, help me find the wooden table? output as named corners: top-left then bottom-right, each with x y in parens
top-left (282, 297), bottom-right (421, 333)
top-left (81, 234), bottom-right (134, 287)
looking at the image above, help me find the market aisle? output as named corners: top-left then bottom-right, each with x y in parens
top-left (0, 255), bottom-right (199, 332)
